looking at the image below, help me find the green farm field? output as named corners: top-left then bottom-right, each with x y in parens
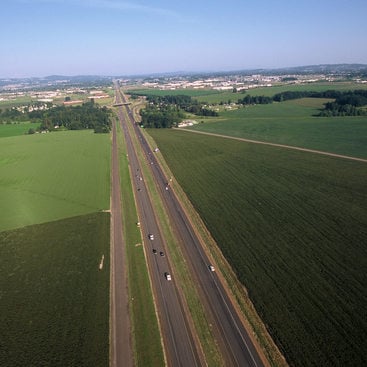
top-left (127, 82), bottom-right (367, 105)
top-left (195, 82), bottom-right (367, 103)
top-left (148, 128), bottom-right (367, 367)
top-left (0, 121), bottom-right (40, 138)
top-left (0, 212), bottom-right (110, 367)
top-left (0, 130), bottom-right (110, 231)
top-left (127, 88), bottom-right (220, 98)
top-left (0, 96), bottom-right (33, 109)
top-left (188, 98), bottom-right (367, 158)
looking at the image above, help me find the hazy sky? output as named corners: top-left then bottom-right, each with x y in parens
top-left (1, 0), bottom-right (367, 77)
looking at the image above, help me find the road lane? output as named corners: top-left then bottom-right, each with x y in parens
top-left (118, 85), bottom-right (266, 367)
top-left (114, 84), bottom-right (203, 367)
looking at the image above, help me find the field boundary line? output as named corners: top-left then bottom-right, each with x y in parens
top-left (180, 128), bottom-right (367, 163)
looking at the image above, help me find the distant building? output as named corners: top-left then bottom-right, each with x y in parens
top-left (63, 100), bottom-right (83, 105)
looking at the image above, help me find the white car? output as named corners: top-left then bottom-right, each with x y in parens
top-left (165, 272), bottom-right (172, 281)
top-left (148, 234), bottom-right (154, 240)
top-left (209, 265), bottom-right (215, 272)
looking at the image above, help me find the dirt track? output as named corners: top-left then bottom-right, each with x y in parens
top-left (181, 129), bottom-right (367, 163)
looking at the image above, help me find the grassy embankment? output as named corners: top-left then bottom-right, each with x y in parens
top-left (0, 130), bottom-right (111, 366)
top-left (147, 128), bottom-right (367, 367)
top-left (114, 113), bottom-right (165, 366)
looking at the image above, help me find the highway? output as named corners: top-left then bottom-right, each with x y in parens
top-left (114, 83), bottom-right (266, 366)
top-left (114, 84), bottom-right (203, 367)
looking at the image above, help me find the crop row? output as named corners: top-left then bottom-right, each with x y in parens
top-left (148, 128), bottom-right (367, 367)
top-left (0, 212), bottom-right (110, 367)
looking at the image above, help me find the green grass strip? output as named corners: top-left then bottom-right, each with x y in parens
top-left (115, 115), bottom-right (164, 366)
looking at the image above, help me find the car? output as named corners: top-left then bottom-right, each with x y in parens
top-left (148, 234), bottom-right (154, 240)
top-left (152, 249), bottom-right (157, 254)
top-left (159, 251), bottom-right (165, 257)
top-left (209, 265), bottom-right (215, 272)
top-left (164, 272), bottom-right (171, 281)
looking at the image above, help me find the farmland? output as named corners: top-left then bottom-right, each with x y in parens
top-left (0, 125), bottom-right (111, 366)
top-left (128, 88), bottom-right (220, 99)
top-left (194, 82), bottom-right (367, 104)
top-left (0, 212), bottom-right (110, 367)
top-left (188, 98), bottom-right (367, 158)
top-left (147, 128), bottom-right (367, 367)
top-left (128, 82), bottom-right (367, 105)
top-left (0, 121), bottom-right (40, 138)
top-left (0, 130), bottom-right (110, 231)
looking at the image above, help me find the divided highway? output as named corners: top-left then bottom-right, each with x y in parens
top-left (113, 83), bottom-right (266, 367)
top-left (114, 85), bottom-right (203, 367)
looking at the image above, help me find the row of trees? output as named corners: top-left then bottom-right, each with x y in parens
top-left (272, 89), bottom-right (367, 102)
top-left (237, 95), bottom-right (272, 105)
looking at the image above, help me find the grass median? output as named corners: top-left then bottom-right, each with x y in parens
top-left (130, 123), bottom-right (225, 366)
top-left (115, 115), bottom-right (164, 366)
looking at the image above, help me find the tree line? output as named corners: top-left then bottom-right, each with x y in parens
top-left (238, 89), bottom-right (367, 116)
top-left (134, 89), bottom-right (367, 128)
top-left (139, 94), bottom-right (218, 128)
top-left (1, 100), bottom-right (112, 133)
top-left (31, 101), bottom-right (112, 133)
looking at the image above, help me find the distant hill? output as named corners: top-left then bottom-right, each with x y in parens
top-left (1, 64), bottom-right (366, 89)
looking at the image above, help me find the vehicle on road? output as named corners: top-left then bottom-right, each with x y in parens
top-left (148, 234), bottom-right (154, 240)
top-left (209, 265), bottom-right (215, 272)
top-left (153, 249), bottom-right (157, 254)
top-left (165, 272), bottom-right (172, 281)
top-left (160, 251), bottom-right (165, 257)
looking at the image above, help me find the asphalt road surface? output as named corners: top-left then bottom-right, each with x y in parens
top-left (114, 84), bottom-right (203, 367)
top-left (114, 83), bottom-right (266, 366)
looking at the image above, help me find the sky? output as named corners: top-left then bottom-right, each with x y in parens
top-left (1, 0), bottom-right (367, 78)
